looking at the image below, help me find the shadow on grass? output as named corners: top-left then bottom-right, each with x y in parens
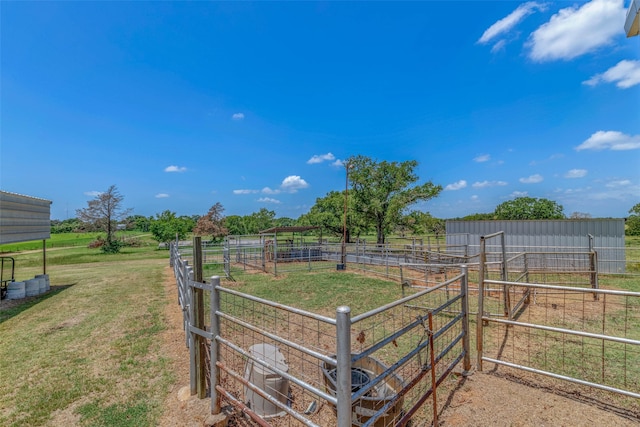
top-left (0, 284), bottom-right (75, 324)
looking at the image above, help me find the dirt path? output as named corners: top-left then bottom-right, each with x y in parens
top-left (157, 266), bottom-right (639, 426)
top-left (158, 267), bottom-right (211, 427)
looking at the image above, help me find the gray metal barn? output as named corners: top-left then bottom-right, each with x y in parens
top-left (445, 219), bottom-right (626, 273)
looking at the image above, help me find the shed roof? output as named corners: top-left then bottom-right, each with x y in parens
top-left (0, 190), bottom-right (52, 244)
top-left (259, 226), bottom-right (320, 234)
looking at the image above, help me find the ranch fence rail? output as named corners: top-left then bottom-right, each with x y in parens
top-left (169, 230), bottom-right (639, 425)
top-left (170, 240), bottom-right (472, 426)
top-left (476, 234), bottom-right (640, 401)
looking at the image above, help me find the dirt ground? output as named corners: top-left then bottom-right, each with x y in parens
top-left (158, 267), bottom-right (640, 426)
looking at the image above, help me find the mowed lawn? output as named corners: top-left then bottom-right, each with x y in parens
top-left (0, 254), bottom-right (173, 427)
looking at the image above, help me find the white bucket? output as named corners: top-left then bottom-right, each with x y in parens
top-left (7, 281), bottom-right (26, 299)
top-left (25, 279), bottom-right (40, 297)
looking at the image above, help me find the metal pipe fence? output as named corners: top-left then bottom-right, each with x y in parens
top-left (210, 270), bottom-right (471, 427)
top-left (171, 242), bottom-right (471, 426)
top-left (477, 281), bottom-right (640, 401)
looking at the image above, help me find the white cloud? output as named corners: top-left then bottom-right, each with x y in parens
top-left (510, 191), bottom-right (529, 198)
top-left (490, 39), bottom-right (507, 54)
top-left (583, 60), bottom-right (640, 89)
top-left (280, 175), bottom-right (309, 193)
top-left (307, 153), bottom-right (336, 164)
top-left (233, 175), bottom-right (310, 197)
top-left (333, 159), bottom-right (345, 167)
top-left (474, 154), bottom-right (491, 163)
top-left (471, 195), bottom-right (479, 201)
top-left (164, 165), bottom-right (187, 173)
top-left (606, 179), bottom-right (631, 188)
top-left (232, 113), bottom-right (245, 121)
top-left (576, 131), bottom-right (640, 151)
top-left (258, 197), bottom-right (281, 204)
top-left (527, 0), bottom-right (625, 62)
top-left (155, 193), bottom-right (169, 198)
top-left (564, 169), bottom-right (588, 178)
top-left (445, 180), bottom-right (467, 191)
top-left (520, 174), bottom-right (544, 184)
top-left (478, 2), bottom-right (546, 44)
top-left (261, 187), bottom-right (281, 195)
top-left (84, 191), bottom-right (102, 197)
top-left (472, 180), bottom-right (508, 188)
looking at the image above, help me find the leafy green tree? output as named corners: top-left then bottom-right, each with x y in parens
top-left (126, 215), bottom-right (152, 232)
top-left (456, 212), bottom-right (495, 221)
top-left (347, 155), bottom-right (442, 244)
top-left (401, 211), bottom-right (444, 237)
top-left (246, 208), bottom-right (276, 234)
top-left (149, 210), bottom-right (194, 245)
top-left (626, 203), bottom-right (640, 236)
top-left (193, 202), bottom-right (228, 242)
top-left (225, 215), bottom-right (248, 235)
top-left (494, 197), bottom-right (565, 220)
top-left (51, 218), bottom-right (83, 234)
top-left (299, 190), bottom-right (368, 242)
top-left (76, 185), bottom-right (132, 253)
top-left (275, 217), bottom-right (297, 228)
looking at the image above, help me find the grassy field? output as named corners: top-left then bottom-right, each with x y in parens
top-left (0, 235), bottom-right (172, 427)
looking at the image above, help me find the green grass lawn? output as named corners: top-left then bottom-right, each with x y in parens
top-left (0, 245), bottom-right (172, 427)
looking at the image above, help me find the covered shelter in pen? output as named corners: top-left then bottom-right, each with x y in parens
top-left (258, 226), bottom-right (322, 262)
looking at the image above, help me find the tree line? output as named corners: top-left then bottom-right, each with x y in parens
top-left (57, 158), bottom-right (640, 254)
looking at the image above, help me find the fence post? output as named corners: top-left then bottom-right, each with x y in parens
top-left (336, 306), bottom-right (352, 427)
top-left (477, 237), bottom-right (486, 371)
top-left (590, 250), bottom-right (599, 300)
top-left (500, 232), bottom-right (511, 319)
top-left (210, 276), bottom-right (222, 414)
top-left (187, 266), bottom-right (197, 394)
top-left (193, 237), bottom-right (207, 398)
top-left (461, 266), bottom-right (472, 372)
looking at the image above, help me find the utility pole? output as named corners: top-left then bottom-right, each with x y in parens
top-left (341, 162), bottom-right (350, 267)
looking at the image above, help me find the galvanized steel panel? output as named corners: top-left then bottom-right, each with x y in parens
top-left (0, 191), bottom-right (52, 244)
top-left (446, 219), bottom-right (625, 273)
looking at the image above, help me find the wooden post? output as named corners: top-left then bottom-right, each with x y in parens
top-left (193, 236), bottom-right (207, 398)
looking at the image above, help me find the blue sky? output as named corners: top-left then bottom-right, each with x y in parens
top-left (2, 1), bottom-right (639, 221)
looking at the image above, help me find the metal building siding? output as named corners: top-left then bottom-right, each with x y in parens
top-left (445, 219), bottom-right (625, 273)
top-left (0, 191), bottom-right (52, 244)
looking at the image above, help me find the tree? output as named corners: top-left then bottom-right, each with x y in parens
top-left (457, 212), bottom-right (495, 221)
top-left (246, 208), bottom-right (276, 234)
top-left (299, 190), bottom-right (368, 243)
top-left (126, 215), bottom-right (152, 232)
top-left (347, 155), bottom-right (442, 244)
top-left (626, 203), bottom-right (640, 236)
top-left (76, 185), bottom-right (132, 253)
top-left (51, 218), bottom-right (83, 234)
top-left (149, 210), bottom-right (194, 245)
top-left (401, 211), bottom-right (444, 237)
top-left (193, 202), bottom-right (228, 242)
top-left (494, 197), bottom-right (565, 220)
top-left (225, 215), bottom-right (248, 235)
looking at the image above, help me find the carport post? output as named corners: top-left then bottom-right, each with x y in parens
top-left (43, 239), bottom-right (47, 275)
